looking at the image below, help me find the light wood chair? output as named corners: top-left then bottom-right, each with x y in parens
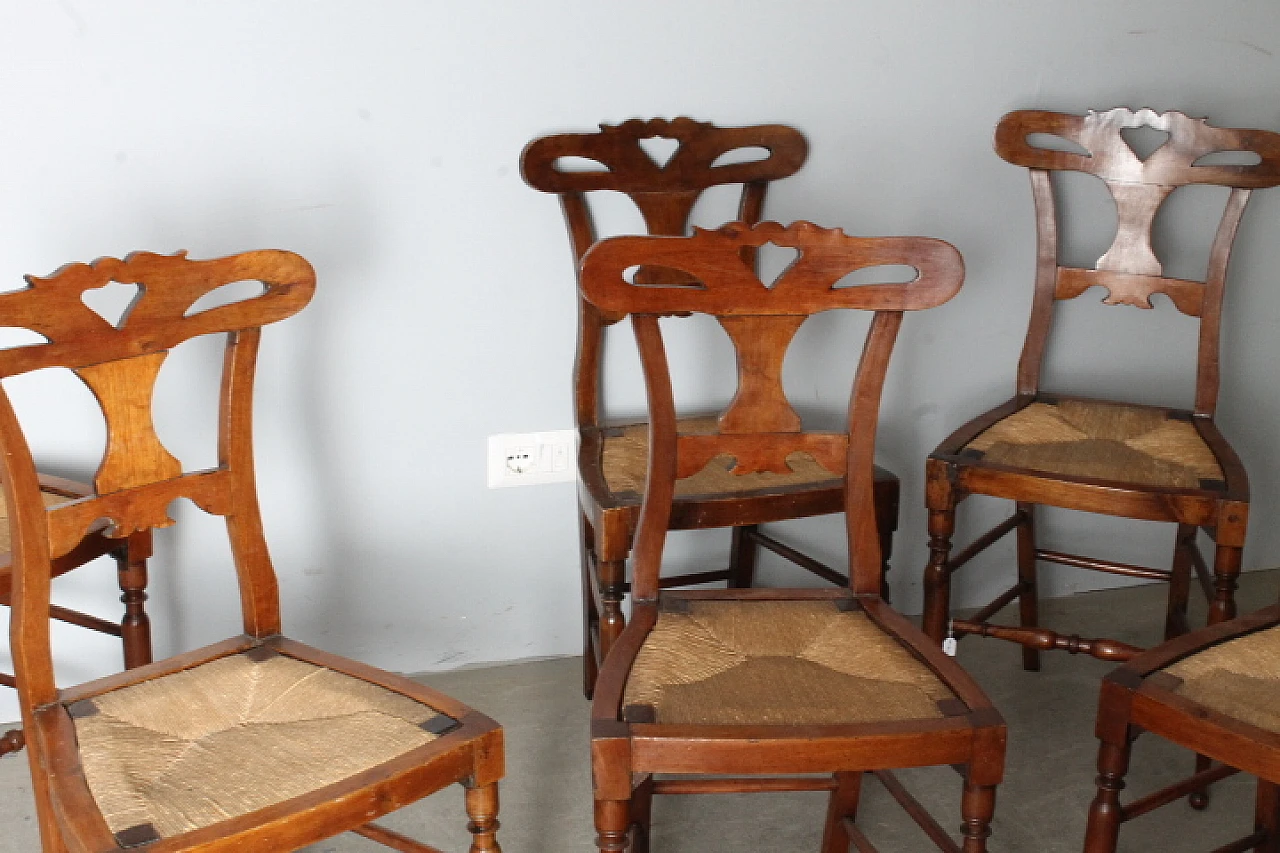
top-left (1083, 603), bottom-right (1280, 852)
top-left (582, 220), bottom-right (1005, 852)
top-left (922, 108), bottom-right (1280, 669)
top-left (4, 250), bottom-right (502, 852)
top-left (0, 479), bottom-right (151, 758)
top-left (522, 118), bottom-right (901, 698)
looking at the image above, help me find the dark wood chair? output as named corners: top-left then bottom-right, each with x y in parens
top-left (582, 221), bottom-right (1005, 853)
top-left (1083, 603), bottom-right (1280, 852)
top-left (4, 251), bottom-right (502, 852)
top-left (521, 118), bottom-right (901, 698)
top-left (0, 480), bottom-right (152, 758)
top-left (922, 108), bottom-right (1280, 669)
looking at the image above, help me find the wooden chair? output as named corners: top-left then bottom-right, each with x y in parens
top-left (582, 221), bottom-right (1005, 853)
top-left (1083, 603), bottom-right (1280, 852)
top-left (521, 118), bottom-right (901, 698)
top-left (4, 251), bottom-right (502, 852)
top-left (922, 108), bottom-right (1280, 669)
top-left (0, 481), bottom-right (152, 758)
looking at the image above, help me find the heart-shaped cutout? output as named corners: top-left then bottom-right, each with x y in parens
top-left (638, 136), bottom-right (680, 169)
top-left (1119, 125), bottom-right (1171, 162)
top-left (755, 242), bottom-right (799, 288)
top-left (81, 281), bottom-right (141, 329)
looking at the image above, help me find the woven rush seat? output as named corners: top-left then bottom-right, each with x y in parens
top-left (962, 398), bottom-right (1223, 489)
top-left (1165, 625), bottom-right (1280, 735)
top-left (69, 649), bottom-right (457, 843)
top-left (602, 418), bottom-right (840, 499)
top-left (622, 599), bottom-right (955, 726)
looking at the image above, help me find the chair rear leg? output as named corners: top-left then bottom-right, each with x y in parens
top-left (876, 477), bottom-right (899, 601)
top-left (26, 739), bottom-right (70, 853)
top-left (728, 525), bottom-right (760, 589)
top-left (580, 513), bottom-right (601, 698)
top-left (1015, 503), bottom-right (1040, 672)
top-left (1256, 779), bottom-right (1280, 853)
top-left (629, 776), bottom-right (654, 853)
top-left (820, 771), bottom-right (863, 853)
top-left (116, 531), bottom-right (153, 669)
top-left (465, 782), bottom-right (501, 853)
top-left (960, 780), bottom-right (997, 853)
top-left (1165, 523), bottom-right (1195, 641)
top-left (922, 505), bottom-right (958, 645)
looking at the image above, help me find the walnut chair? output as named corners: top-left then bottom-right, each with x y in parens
top-left (521, 118), bottom-right (901, 698)
top-left (1083, 603), bottom-right (1280, 852)
top-left (4, 251), bottom-right (502, 852)
top-left (922, 108), bottom-right (1280, 670)
top-left (0, 480), bottom-right (152, 758)
top-left (582, 221), bottom-right (1005, 853)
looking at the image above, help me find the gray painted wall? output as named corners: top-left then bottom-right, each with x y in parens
top-left (2, 0), bottom-right (1280, 719)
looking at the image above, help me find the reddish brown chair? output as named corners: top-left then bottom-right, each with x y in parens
top-left (0, 482), bottom-right (152, 758)
top-left (4, 251), bottom-right (502, 852)
top-left (521, 118), bottom-right (901, 697)
top-left (583, 221), bottom-right (1005, 853)
top-left (922, 108), bottom-right (1280, 669)
top-left (1083, 604), bottom-right (1280, 852)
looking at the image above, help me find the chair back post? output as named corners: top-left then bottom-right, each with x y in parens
top-left (521, 118), bottom-right (808, 430)
top-left (580, 221), bottom-right (963, 601)
top-left (995, 107), bottom-right (1280, 415)
top-left (0, 250), bottom-right (315, 709)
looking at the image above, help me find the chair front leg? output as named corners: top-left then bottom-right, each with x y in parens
top-left (728, 524), bottom-right (759, 588)
top-left (596, 798), bottom-right (631, 853)
top-left (1082, 738), bottom-right (1133, 853)
top-left (922, 505), bottom-right (957, 645)
top-left (465, 782), bottom-right (501, 853)
top-left (1256, 780), bottom-right (1280, 853)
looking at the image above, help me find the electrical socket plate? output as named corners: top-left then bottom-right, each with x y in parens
top-left (487, 429), bottom-right (577, 488)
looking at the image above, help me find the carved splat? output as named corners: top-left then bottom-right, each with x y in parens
top-left (583, 221), bottom-right (962, 480)
top-left (520, 118), bottom-right (808, 196)
top-left (0, 250), bottom-right (315, 548)
top-left (999, 107), bottom-right (1280, 410)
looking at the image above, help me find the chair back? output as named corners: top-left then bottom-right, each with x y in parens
top-left (521, 118), bottom-right (808, 426)
top-left (580, 221), bottom-right (963, 597)
top-left (0, 250), bottom-right (315, 706)
top-left (995, 107), bottom-right (1280, 414)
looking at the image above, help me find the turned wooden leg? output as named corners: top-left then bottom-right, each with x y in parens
top-left (629, 776), bottom-right (653, 853)
top-left (465, 783), bottom-right (501, 853)
top-left (116, 533), bottom-right (152, 669)
top-left (598, 559), bottom-right (627, 667)
top-left (1208, 541), bottom-right (1243, 627)
top-left (1083, 739), bottom-right (1132, 853)
top-left (728, 525), bottom-right (759, 589)
top-left (922, 506), bottom-right (957, 645)
top-left (820, 772), bottom-right (863, 853)
top-left (596, 799), bottom-right (631, 853)
top-left (1256, 779), bottom-right (1280, 853)
top-left (1165, 523), bottom-right (1195, 641)
top-left (1189, 753), bottom-right (1213, 810)
top-left (960, 781), bottom-right (997, 853)
top-left (1015, 503), bottom-right (1040, 672)
top-left (580, 513), bottom-right (600, 699)
top-left (876, 479), bottom-right (899, 602)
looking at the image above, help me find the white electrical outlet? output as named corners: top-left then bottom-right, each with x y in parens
top-left (487, 430), bottom-right (577, 488)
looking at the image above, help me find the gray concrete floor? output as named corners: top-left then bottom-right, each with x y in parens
top-left (1, 572), bottom-right (1275, 852)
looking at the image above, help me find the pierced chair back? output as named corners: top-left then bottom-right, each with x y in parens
top-left (995, 107), bottom-right (1280, 413)
top-left (0, 250), bottom-right (315, 711)
top-left (580, 221), bottom-right (963, 599)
